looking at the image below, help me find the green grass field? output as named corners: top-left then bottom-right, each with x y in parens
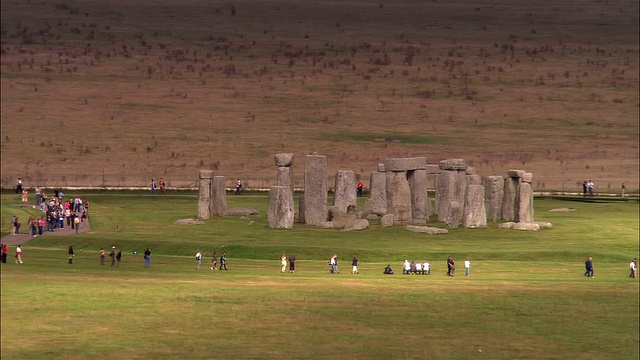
top-left (0, 191), bottom-right (638, 359)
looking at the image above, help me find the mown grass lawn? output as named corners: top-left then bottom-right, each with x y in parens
top-left (1, 191), bottom-right (638, 359)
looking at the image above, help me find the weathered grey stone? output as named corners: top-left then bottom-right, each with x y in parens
top-left (276, 166), bottom-right (294, 189)
top-left (274, 153), bottom-right (294, 167)
top-left (499, 222), bottom-right (515, 229)
top-left (302, 155), bottom-right (328, 226)
top-left (386, 171), bottom-right (413, 225)
top-left (513, 222), bottom-right (540, 231)
top-left (343, 219), bottom-right (369, 231)
top-left (224, 207), bottom-right (258, 216)
top-left (484, 176), bottom-right (504, 222)
top-left (549, 208), bottom-right (576, 212)
top-left (364, 171), bottom-right (387, 215)
top-left (425, 164), bottom-right (441, 174)
top-left (517, 182), bottom-right (534, 223)
top-left (333, 170), bottom-right (357, 213)
top-left (384, 157), bottom-right (427, 171)
top-left (466, 174), bottom-right (482, 185)
top-left (535, 221), bottom-right (553, 229)
top-left (465, 166), bottom-right (477, 175)
top-left (506, 169), bottom-right (526, 178)
top-left (268, 186), bottom-right (294, 229)
top-left (365, 213), bottom-right (380, 220)
top-left (211, 176), bottom-right (227, 217)
top-left (501, 177), bottom-right (520, 221)
top-left (377, 163), bottom-right (386, 172)
top-left (175, 218), bottom-right (205, 225)
top-left (522, 172), bottom-right (533, 183)
top-left (408, 169), bottom-right (430, 224)
top-left (405, 225), bottom-right (448, 234)
top-left (445, 201), bottom-right (462, 229)
top-left (463, 185), bottom-right (487, 228)
top-left (197, 170), bottom-right (214, 220)
top-left (436, 170), bottom-right (467, 221)
top-left (439, 158), bottom-right (467, 170)
top-left (380, 214), bottom-right (395, 227)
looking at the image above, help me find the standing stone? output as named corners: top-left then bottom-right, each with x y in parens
top-left (275, 153), bottom-right (294, 190)
top-left (301, 155), bottom-right (327, 226)
top-left (386, 171), bottom-right (412, 225)
top-left (364, 171), bottom-right (387, 215)
top-left (463, 185), bottom-right (487, 228)
top-left (501, 177), bottom-right (520, 222)
top-left (197, 170), bottom-right (214, 220)
top-left (333, 170), bottom-right (357, 213)
top-left (484, 176), bottom-right (504, 222)
top-left (380, 214), bottom-right (395, 227)
top-left (277, 167), bottom-right (293, 189)
top-left (518, 182), bottom-right (534, 223)
top-left (211, 176), bottom-right (227, 217)
top-left (268, 186), bottom-right (294, 229)
top-left (445, 201), bottom-right (462, 229)
top-left (408, 169), bottom-right (430, 224)
top-left (436, 170), bottom-right (467, 221)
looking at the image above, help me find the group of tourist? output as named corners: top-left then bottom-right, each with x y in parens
top-left (10, 185), bottom-right (89, 237)
top-left (582, 180), bottom-right (595, 197)
top-left (2, 244), bottom-right (637, 281)
top-left (280, 253), bottom-right (297, 273)
top-left (150, 178), bottom-right (166, 194)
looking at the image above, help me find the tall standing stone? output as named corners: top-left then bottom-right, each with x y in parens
top-left (211, 176), bottom-right (227, 217)
top-left (408, 169), bottom-right (430, 223)
top-left (197, 170), bottom-right (213, 220)
top-left (484, 176), bottom-right (504, 222)
top-left (268, 185), bottom-right (295, 229)
top-left (301, 155), bottom-right (328, 226)
top-left (386, 171), bottom-right (412, 225)
top-left (364, 171), bottom-right (387, 215)
top-left (501, 170), bottom-right (524, 222)
top-left (518, 173), bottom-right (534, 223)
top-left (463, 185), bottom-right (487, 228)
top-left (333, 170), bottom-right (357, 213)
top-left (275, 153), bottom-right (294, 190)
top-left (436, 159), bottom-right (468, 221)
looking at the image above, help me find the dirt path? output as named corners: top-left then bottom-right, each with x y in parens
top-left (2, 209), bottom-right (91, 246)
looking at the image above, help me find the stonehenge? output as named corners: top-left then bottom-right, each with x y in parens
top-left (196, 153), bottom-right (548, 233)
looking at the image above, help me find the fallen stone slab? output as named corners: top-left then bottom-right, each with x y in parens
top-left (534, 221), bottom-right (553, 229)
top-left (549, 208), bottom-right (576, 212)
top-left (343, 219), bottom-right (370, 231)
top-left (224, 207), bottom-right (259, 216)
top-left (500, 222), bottom-right (540, 231)
top-left (175, 218), bottom-right (205, 225)
top-left (405, 225), bottom-right (448, 234)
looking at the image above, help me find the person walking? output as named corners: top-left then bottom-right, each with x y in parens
top-left (280, 253), bottom-right (287, 273)
top-left (351, 256), bottom-right (359, 274)
top-left (464, 258), bottom-right (471, 276)
top-left (584, 257), bottom-right (594, 278)
top-left (288, 254), bottom-right (296, 273)
top-left (621, 183), bottom-right (626, 197)
top-left (15, 245), bottom-right (24, 264)
top-left (629, 258), bottom-right (637, 279)
top-left (329, 254), bottom-right (338, 274)
top-left (357, 181), bottom-right (364, 197)
top-left (235, 179), bottom-right (242, 195)
top-left (195, 250), bottom-right (202, 270)
top-left (144, 248), bottom-right (152, 268)
top-left (109, 246), bottom-right (116, 266)
top-left (100, 248), bottom-right (106, 265)
top-left (16, 177), bottom-right (23, 194)
top-left (219, 252), bottom-right (228, 270)
top-left (68, 245), bottom-right (75, 264)
top-left (150, 179), bottom-right (157, 194)
top-left (1, 244), bottom-right (8, 263)
top-left (116, 250), bottom-right (122, 267)
top-left (211, 251), bottom-right (218, 270)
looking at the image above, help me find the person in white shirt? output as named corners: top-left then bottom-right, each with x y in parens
top-left (423, 261), bottom-right (431, 275)
top-left (415, 261), bottom-right (423, 275)
top-left (280, 254), bottom-right (287, 273)
top-left (464, 259), bottom-right (471, 276)
top-left (195, 250), bottom-right (202, 270)
top-left (403, 260), bottom-right (411, 275)
top-left (630, 259), bottom-right (637, 279)
top-left (15, 245), bottom-right (24, 264)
